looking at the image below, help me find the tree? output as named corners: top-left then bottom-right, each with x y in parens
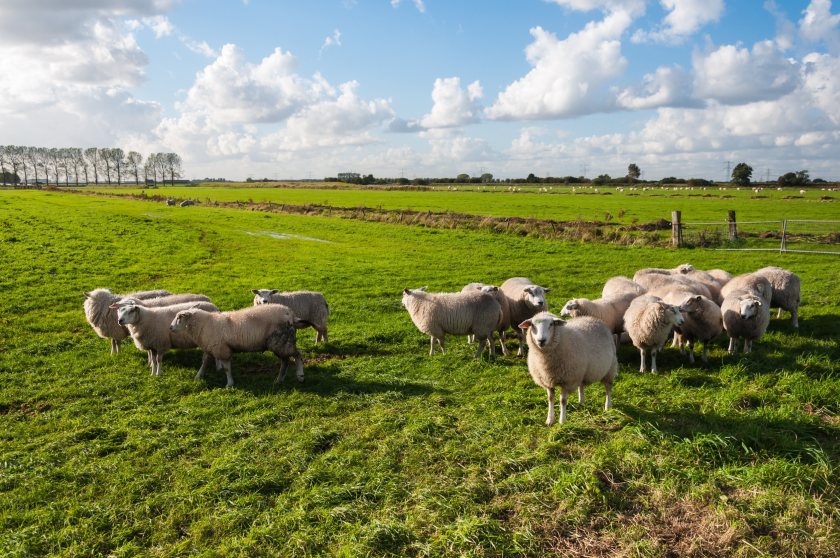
top-left (84, 148), bottom-right (101, 184)
top-left (0, 146), bottom-right (8, 186)
top-left (111, 148), bottom-right (125, 185)
top-left (8, 146), bottom-right (27, 186)
top-left (455, 173), bottom-right (470, 183)
top-left (592, 174), bottom-right (611, 185)
top-left (525, 173), bottom-right (539, 183)
top-left (777, 170), bottom-right (810, 187)
top-left (480, 172), bottom-right (493, 183)
top-left (126, 151), bottom-right (143, 185)
top-left (627, 163), bottom-right (641, 180)
top-left (163, 153), bottom-right (182, 185)
top-left (731, 162), bottom-right (753, 186)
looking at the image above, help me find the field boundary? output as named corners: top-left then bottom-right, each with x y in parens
top-left (679, 217), bottom-right (840, 255)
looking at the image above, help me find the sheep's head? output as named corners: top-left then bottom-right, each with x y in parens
top-left (559, 299), bottom-right (580, 318)
top-left (678, 294), bottom-right (703, 315)
top-left (401, 287), bottom-right (426, 307)
top-left (251, 289), bottom-right (279, 305)
top-left (170, 310), bottom-right (196, 332)
top-left (738, 296), bottom-right (762, 320)
top-left (523, 285), bottom-right (549, 310)
top-left (676, 263), bottom-right (695, 274)
top-left (479, 285), bottom-right (499, 293)
top-left (112, 303), bottom-right (140, 326)
top-left (658, 302), bottom-right (684, 327)
top-left (519, 312), bottom-right (564, 349)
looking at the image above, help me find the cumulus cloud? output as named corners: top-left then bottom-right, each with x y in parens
top-left (545, 0), bottom-right (646, 16)
top-left (616, 65), bottom-right (697, 109)
top-left (142, 15), bottom-right (174, 37)
top-left (390, 0), bottom-right (426, 13)
top-left (418, 77), bottom-right (483, 128)
top-left (802, 52), bottom-right (840, 124)
top-left (799, 0), bottom-right (840, 53)
top-left (320, 29), bottom-right (342, 55)
top-left (632, 0), bottom-right (724, 43)
top-left (486, 10), bottom-right (632, 120)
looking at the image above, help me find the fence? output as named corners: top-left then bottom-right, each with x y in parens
top-left (671, 211), bottom-right (840, 254)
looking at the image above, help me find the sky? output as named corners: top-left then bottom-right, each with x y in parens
top-left (2, 0), bottom-right (840, 181)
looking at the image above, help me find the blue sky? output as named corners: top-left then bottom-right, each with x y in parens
top-left (2, 1), bottom-right (840, 181)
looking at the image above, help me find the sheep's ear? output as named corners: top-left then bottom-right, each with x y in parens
top-left (694, 295), bottom-right (702, 302)
top-left (83, 291), bottom-right (91, 299)
top-left (756, 300), bottom-right (762, 307)
top-left (251, 289), bottom-right (260, 295)
top-left (544, 287), bottom-right (551, 293)
top-left (403, 288), bottom-right (411, 295)
top-left (552, 318), bottom-right (565, 326)
top-left (108, 303), bottom-right (119, 309)
top-left (419, 286), bottom-right (428, 292)
top-left (523, 287), bottom-right (533, 294)
top-left (270, 289), bottom-right (279, 295)
top-left (518, 320), bottom-right (532, 330)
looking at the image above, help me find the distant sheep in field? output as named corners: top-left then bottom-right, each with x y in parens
top-left (179, 199), bottom-right (198, 207)
top-left (401, 288), bottom-right (503, 358)
top-left (754, 266), bottom-right (800, 328)
top-left (165, 198), bottom-right (176, 206)
top-left (623, 295), bottom-right (685, 373)
top-left (170, 304), bottom-right (307, 388)
top-left (519, 312), bottom-right (617, 425)
top-left (499, 277), bottom-right (551, 356)
top-left (83, 288), bottom-right (172, 354)
top-left (721, 289), bottom-right (770, 355)
top-left (251, 289), bottom-right (330, 342)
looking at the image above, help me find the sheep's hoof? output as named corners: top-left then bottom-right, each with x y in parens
top-left (225, 382), bottom-right (234, 388)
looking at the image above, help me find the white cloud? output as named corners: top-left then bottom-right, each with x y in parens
top-left (802, 52), bottom-right (840, 124)
top-left (487, 11), bottom-right (632, 120)
top-left (419, 77), bottom-right (483, 128)
top-left (142, 15), bottom-right (174, 38)
top-left (181, 37), bottom-right (217, 58)
top-left (632, 0), bottom-right (724, 43)
top-left (616, 65), bottom-right (696, 109)
top-left (799, 0), bottom-right (840, 53)
top-left (545, 0), bottom-right (645, 16)
top-left (391, 0), bottom-right (426, 13)
top-left (320, 29), bottom-right (342, 55)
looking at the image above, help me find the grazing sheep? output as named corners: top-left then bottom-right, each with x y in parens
top-left (499, 277), bottom-right (551, 356)
top-left (461, 283), bottom-right (510, 355)
top-left (754, 266), bottom-right (801, 328)
top-left (633, 272), bottom-right (713, 300)
top-left (165, 198), bottom-right (176, 206)
top-left (251, 289), bottom-right (330, 342)
top-left (559, 293), bottom-right (637, 346)
top-left (83, 288), bottom-right (172, 354)
top-left (601, 276), bottom-right (646, 300)
top-left (112, 301), bottom-right (220, 377)
top-left (179, 199), bottom-right (197, 207)
top-left (118, 293), bottom-right (213, 308)
top-left (674, 264), bottom-right (724, 304)
top-left (624, 295), bottom-right (685, 373)
top-left (672, 294), bottom-right (723, 364)
top-left (721, 289), bottom-right (770, 354)
top-left (519, 312), bottom-right (618, 425)
top-left (401, 288), bottom-right (503, 358)
top-left (720, 273), bottom-right (773, 306)
top-left (170, 304), bottom-right (307, 387)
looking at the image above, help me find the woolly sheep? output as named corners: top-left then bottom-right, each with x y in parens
top-left (112, 301), bottom-right (220, 377)
top-left (721, 289), bottom-right (770, 354)
top-left (633, 272), bottom-right (713, 300)
top-left (671, 294), bottom-right (722, 364)
top-left (673, 264), bottom-right (724, 303)
top-left (83, 288), bottom-right (172, 354)
top-left (623, 295), bottom-right (685, 373)
top-left (601, 276), bottom-right (646, 300)
top-left (117, 293), bottom-right (213, 308)
top-left (720, 273), bottom-right (773, 306)
top-left (251, 289), bottom-right (330, 342)
top-left (499, 277), bottom-right (551, 356)
top-left (170, 304), bottom-right (306, 387)
top-left (559, 292), bottom-right (637, 346)
top-left (706, 269), bottom-right (733, 286)
top-left (754, 266), bottom-right (801, 328)
top-left (461, 283), bottom-right (510, 355)
top-left (401, 288), bottom-right (503, 358)
top-left (519, 312), bottom-right (618, 425)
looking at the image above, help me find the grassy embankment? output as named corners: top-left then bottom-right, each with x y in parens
top-left (0, 190), bottom-right (837, 556)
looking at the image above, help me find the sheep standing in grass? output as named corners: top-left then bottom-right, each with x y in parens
top-left (170, 304), bottom-right (306, 387)
top-left (519, 312), bottom-right (617, 425)
top-left (674, 264), bottom-right (724, 304)
top-left (754, 266), bottom-right (801, 327)
top-left (633, 272), bottom-right (713, 300)
top-left (559, 293), bottom-right (637, 348)
top-left (251, 289), bottom-right (330, 342)
top-left (113, 301), bottom-right (220, 377)
top-left (721, 289), bottom-right (770, 354)
top-left (623, 295), bottom-right (685, 373)
top-left (461, 283), bottom-right (510, 355)
top-left (401, 288), bottom-right (503, 358)
top-left (500, 277), bottom-right (550, 356)
top-left (83, 288), bottom-right (172, 354)
top-left (671, 294), bottom-right (722, 364)
top-left (720, 273), bottom-right (773, 306)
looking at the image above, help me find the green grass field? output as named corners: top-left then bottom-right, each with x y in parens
top-left (1, 189), bottom-right (838, 556)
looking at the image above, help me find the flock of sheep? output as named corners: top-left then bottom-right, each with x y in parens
top-left (83, 264), bottom-right (800, 426)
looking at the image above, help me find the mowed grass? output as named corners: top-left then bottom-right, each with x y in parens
top-left (83, 183), bottom-right (840, 224)
top-left (0, 190), bottom-right (838, 557)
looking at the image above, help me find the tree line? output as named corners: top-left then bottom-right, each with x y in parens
top-left (0, 146), bottom-right (182, 187)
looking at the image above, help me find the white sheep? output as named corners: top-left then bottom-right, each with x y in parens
top-left (633, 272), bottom-right (713, 300)
top-left (83, 288), bottom-right (172, 354)
top-left (720, 273), bottom-right (773, 306)
top-left (401, 288), bottom-right (503, 358)
top-left (118, 293), bottom-right (213, 308)
top-left (112, 301), bottom-right (220, 377)
top-left (499, 277), bottom-right (551, 356)
top-left (671, 294), bottom-right (723, 364)
top-left (753, 266), bottom-right (801, 328)
top-left (674, 264), bottom-right (724, 303)
top-left (601, 276), bottom-right (646, 300)
top-left (251, 289), bottom-right (330, 342)
top-left (519, 312), bottom-right (618, 425)
top-left (706, 269), bottom-right (733, 286)
top-left (559, 292), bottom-right (637, 346)
top-left (623, 295), bottom-right (685, 373)
top-left (461, 283), bottom-right (510, 355)
top-left (170, 304), bottom-right (306, 387)
top-left (721, 289), bottom-right (770, 354)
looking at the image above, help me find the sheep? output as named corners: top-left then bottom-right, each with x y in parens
top-left (117, 293), bottom-right (213, 308)
top-left (165, 198), bottom-right (176, 206)
top-left (83, 288), bottom-right (172, 354)
top-left (633, 272), bottom-right (713, 300)
top-left (673, 264), bottom-right (724, 303)
top-left (706, 269), bottom-right (733, 287)
top-left (251, 289), bottom-right (330, 342)
top-left (179, 199), bottom-right (197, 207)
top-left (721, 289), bottom-right (770, 354)
top-left (401, 288), bottom-right (503, 358)
top-left (720, 273), bottom-right (773, 306)
top-left (623, 295), bottom-right (685, 373)
top-left (499, 277), bottom-right (551, 356)
top-left (461, 283), bottom-right (510, 355)
top-left (754, 266), bottom-right (801, 328)
top-left (518, 312), bottom-right (618, 425)
top-left (169, 304), bottom-right (307, 387)
top-left (601, 276), bottom-right (646, 300)
top-left (671, 294), bottom-right (723, 364)
top-left (559, 293), bottom-right (637, 347)
top-left (112, 301), bottom-right (220, 377)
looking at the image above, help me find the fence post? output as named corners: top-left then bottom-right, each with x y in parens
top-left (671, 210), bottom-right (682, 247)
top-left (781, 220), bottom-right (787, 253)
top-left (728, 210), bottom-right (737, 241)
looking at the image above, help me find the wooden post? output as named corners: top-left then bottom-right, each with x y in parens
top-left (780, 219), bottom-right (787, 253)
top-left (728, 210), bottom-right (737, 241)
top-left (671, 210), bottom-right (682, 247)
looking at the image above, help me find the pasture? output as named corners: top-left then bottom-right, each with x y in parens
top-left (1, 189), bottom-right (838, 557)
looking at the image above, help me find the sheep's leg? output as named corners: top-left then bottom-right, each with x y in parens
top-left (639, 348), bottom-right (647, 373)
top-left (154, 351), bottom-right (164, 376)
top-left (498, 330), bottom-right (509, 356)
top-left (613, 333), bottom-right (620, 351)
top-left (791, 308), bottom-right (798, 328)
top-left (516, 329), bottom-right (526, 357)
top-left (545, 387), bottom-right (556, 426)
top-left (578, 385), bottom-right (585, 405)
top-left (222, 360), bottom-right (234, 388)
top-left (148, 349), bottom-right (158, 375)
top-left (467, 334), bottom-right (475, 345)
top-left (701, 341), bottom-right (709, 363)
top-left (603, 381), bottom-right (612, 411)
top-left (429, 337), bottom-right (436, 356)
top-left (650, 349), bottom-right (658, 374)
top-left (111, 338), bottom-right (120, 355)
top-left (743, 339), bottom-right (751, 354)
top-left (294, 351), bottom-right (304, 382)
top-left (437, 337), bottom-right (445, 354)
top-left (274, 358), bottom-right (288, 384)
top-left (197, 352), bottom-right (213, 379)
top-left (777, 307), bottom-right (783, 319)
top-left (727, 337), bottom-right (736, 355)
top-left (687, 340), bottom-right (695, 364)
top-left (559, 388), bottom-right (569, 424)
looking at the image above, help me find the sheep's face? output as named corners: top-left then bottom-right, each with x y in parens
top-left (677, 263), bottom-right (695, 274)
top-left (661, 303), bottom-right (684, 327)
top-left (738, 297), bottom-right (762, 320)
top-left (251, 289), bottom-right (279, 305)
top-left (115, 304), bottom-right (140, 326)
top-left (479, 285), bottom-right (499, 294)
top-left (678, 295), bottom-right (703, 315)
top-left (523, 286), bottom-right (549, 310)
top-left (521, 316), bottom-right (564, 349)
top-left (559, 299), bottom-right (579, 318)
top-left (169, 311), bottom-right (194, 332)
